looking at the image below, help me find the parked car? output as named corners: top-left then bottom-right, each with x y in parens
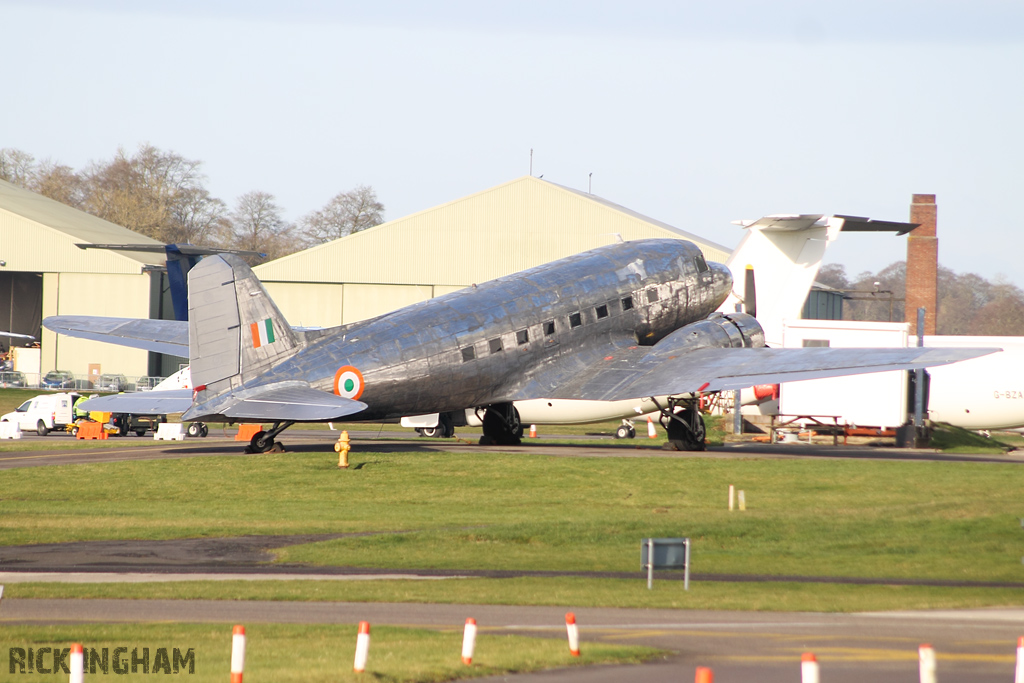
top-left (135, 376), bottom-right (166, 391)
top-left (1, 392), bottom-right (79, 435)
top-left (40, 370), bottom-right (75, 389)
top-left (97, 373), bottom-right (127, 392)
top-left (0, 371), bottom-right (26, 388)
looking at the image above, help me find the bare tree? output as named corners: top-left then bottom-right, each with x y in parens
top-left (0, 148), bottom-right (36, 187)
top-left (33, 160), bottom-right (85, 207)
top-left (298, 185), bottom-right (384, 245)
top-left (228, 191), bottom-right (290, 263)
top-left (80, 144), bottom-right (215, 243)
top-left (167, 186), bottom-right (229, 246)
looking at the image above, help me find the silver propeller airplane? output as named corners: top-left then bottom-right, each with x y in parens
top-left (45, 238), bottom-right (993, 452)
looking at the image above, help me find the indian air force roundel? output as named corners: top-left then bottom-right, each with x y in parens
top-left (333, 365), bottom-right (365, 400)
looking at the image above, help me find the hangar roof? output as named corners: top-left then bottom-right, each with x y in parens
top-left (254, 175), bottom-right (732, 286)
top-left (0, 179), bottom-right (164, 273)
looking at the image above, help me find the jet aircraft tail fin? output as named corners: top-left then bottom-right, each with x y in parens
top-left (187, 254), bottom-right (302, 392)
top-left (718, 214), bottom-right (915, 346)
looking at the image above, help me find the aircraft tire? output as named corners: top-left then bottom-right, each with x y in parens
top-left (187, 422), bottom-right (202, 437)
top-left (199, 423), bottom-right (209, 437)
top-left (666, 410), bottom-right (705, 451)
top-left (249, 430), bottom-right (275, 453)
top-left (481, 405), bottom-right (522, 445)
top-left (615, 425), bottom-right (637, 439)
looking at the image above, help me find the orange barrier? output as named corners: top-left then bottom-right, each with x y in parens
top-left (695, 666), bottom-right (713, 682)
top-left (235, 424), bottom-right (263, 441)
top-left (77, 421), bottom-right (108, 440)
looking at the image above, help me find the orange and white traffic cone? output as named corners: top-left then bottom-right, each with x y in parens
top-left (647, 416), bottom-right (657, 438)
top-left (529, 424), bottom-right (537, 438)
top-left (354, 621), bottom-right (371, 673)
top-left (1015, 636), bottom-right (1024, 683)
top-left (69, 643), bottom-right (83, 683)
top-left (230, 625), bottom-right (245, 683)
top-left (801, 652), bottom-right (819, 683)
top-left (695, 666), bottom-right (714, 682)
top-left (565, 612), bottom-right (580, 657)
top-left (461, 618), bottom-right (477, 665)
top-left (919, 644), bottom-right (936, 683)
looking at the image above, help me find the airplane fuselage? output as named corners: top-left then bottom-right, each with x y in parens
top-left (257, 239), bottom-right (732, 421)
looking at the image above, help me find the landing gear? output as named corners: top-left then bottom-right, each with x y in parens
top-left (478, 403), bottom-right (523, 445)
top-left (654, 397), bottom-right (707, 451)
top-left (416, 413), bottom-right (455, 438)
top-left (246, 420), bottom-right (295, 453)
top-left (187, 422), bottom-right (209, 438)
top-left (615, 421), bottom-right (637, 439)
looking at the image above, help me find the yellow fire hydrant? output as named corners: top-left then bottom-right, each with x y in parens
top-left (335, 430), bottom-right (351, 468)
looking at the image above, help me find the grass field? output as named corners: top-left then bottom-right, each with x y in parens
top-left (2, 447), bottom-right (1023, 612)
top-left (0, 622), bottom-right (654, 682)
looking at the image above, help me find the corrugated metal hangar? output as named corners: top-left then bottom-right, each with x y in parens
top-left (253, 176), bottom-right (731, 327)
top-left (3, 174), bottom-right (732, 384)
top-left (0, 178), bottom-right (168, 384)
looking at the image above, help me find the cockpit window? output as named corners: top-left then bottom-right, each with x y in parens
top-left (694, 253), bottom-right (710, 273)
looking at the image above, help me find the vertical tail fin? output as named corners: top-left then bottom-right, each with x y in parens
top-left (188, 254), bottom-right (300, 390)
top-left (718, 214), bottom-right (915, 345)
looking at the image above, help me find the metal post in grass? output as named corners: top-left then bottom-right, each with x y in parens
top-left (642, 538), bottom-right (690, 590)
top-left (646, 538), bottom-right (654, 589)
top-left (914, 307), bottom-right (925, 430)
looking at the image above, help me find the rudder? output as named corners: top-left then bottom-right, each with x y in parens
top-left (188, 254), bottom-right (300, 390)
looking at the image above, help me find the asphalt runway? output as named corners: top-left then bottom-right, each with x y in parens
top-left (3, 431), bottom-right (1023, 681)
top-left (3, 599), bottom-right (1022, 682)
top-left (3, 428), bottom-right (1023, 469)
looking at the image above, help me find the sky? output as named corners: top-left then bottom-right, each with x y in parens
top-left (3, 0), bottom-right (1023, 285)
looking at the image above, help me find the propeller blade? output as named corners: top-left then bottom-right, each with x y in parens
top-left (744, 265), bottom-right (757, 317)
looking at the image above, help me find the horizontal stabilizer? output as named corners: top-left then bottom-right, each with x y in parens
top-left (183, 382), bottom-right (367, 422)
top-left (81, 389), bottom-right (194, 415)
top-left (43, 316), bottom-right (188, 356)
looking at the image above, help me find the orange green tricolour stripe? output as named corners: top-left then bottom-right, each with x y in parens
top-left (251, 318), bottom-right (275, 348)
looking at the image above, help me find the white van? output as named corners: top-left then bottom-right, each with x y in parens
top-left (1, 392), bottom-right (79, 435)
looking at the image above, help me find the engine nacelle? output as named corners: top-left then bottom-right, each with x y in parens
top-left (653, 312), bottom-right (766, 353)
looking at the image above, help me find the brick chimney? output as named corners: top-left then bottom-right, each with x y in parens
top-left (905, 194), bottom-right (938, 335)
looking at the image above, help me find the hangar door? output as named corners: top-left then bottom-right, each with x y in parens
top-left (0, 272), bottom-right (42, 350)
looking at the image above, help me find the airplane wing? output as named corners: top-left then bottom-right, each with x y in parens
top-left (43, 316), bottom-right (188, 356)
top-left (81, 390), bottom-right (195, 415)
top-left (507, 340), bottom-right (998, 402)
top-left (184, 383), bottom-right (367, 422)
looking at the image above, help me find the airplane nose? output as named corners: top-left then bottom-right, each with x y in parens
top-left (711, 262), bottom-right (733, 308)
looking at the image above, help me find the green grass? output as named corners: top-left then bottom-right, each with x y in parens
top-left (7, 578), bottom-right (1024, 613)
top-left (2, 450), bottom-right (1023, 588)
top-left (928, 423), bottom-right (1016, 453)
top-left (0, 623), bottom-right (654, 682)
